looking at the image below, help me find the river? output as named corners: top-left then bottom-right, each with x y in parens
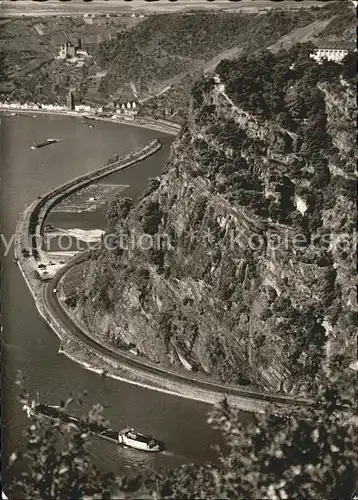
top-left (1, 112), bottom-right (235, 484)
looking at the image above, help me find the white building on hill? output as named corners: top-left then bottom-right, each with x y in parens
top-left (310, 41), bottom-right (354, 64)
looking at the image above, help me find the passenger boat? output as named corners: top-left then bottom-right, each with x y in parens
top-left (23, 400), bottom-right (163, 452)
top-left (118, 427), bottom-right (162, 452)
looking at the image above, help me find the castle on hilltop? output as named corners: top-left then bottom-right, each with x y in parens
top-left (57, 39), bottom-right (89, 61)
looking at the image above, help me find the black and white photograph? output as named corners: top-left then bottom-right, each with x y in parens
top-left (0, 0), bottom-right (357, 498)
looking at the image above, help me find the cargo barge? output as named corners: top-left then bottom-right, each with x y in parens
top-left (31, 138), bottom-right (59, 150)
top-left (23, 400), bottom-right (164, 452)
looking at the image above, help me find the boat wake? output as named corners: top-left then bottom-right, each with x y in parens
top-left (160, 450), bottom-right (177, 457)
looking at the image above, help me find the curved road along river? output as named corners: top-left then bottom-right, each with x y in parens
top-left (44, 257), bottom-right (313, 411)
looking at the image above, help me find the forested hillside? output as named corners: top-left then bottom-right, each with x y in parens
top-left (95, 1), bottom-right (355, 121)
top-left (71, 45), bottom-right (356, 395)
top-left (0, 1), bottom-right (354, 114)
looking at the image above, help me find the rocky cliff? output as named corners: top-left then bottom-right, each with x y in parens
top-left (74, 46), bottom-right (356, 395)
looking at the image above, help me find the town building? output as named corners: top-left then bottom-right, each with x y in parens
top-left (75, 104), bottom-right (92, 113)
top-left (115, 100), bottom-right (138, 116)
top-left (310, 41), bottom-right (354, 64)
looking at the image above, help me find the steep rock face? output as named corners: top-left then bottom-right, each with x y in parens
top-left (76, 48), bottom-right (356, 394)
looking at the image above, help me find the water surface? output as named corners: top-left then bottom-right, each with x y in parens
top-left (1, 113), bottom-right (229, 482)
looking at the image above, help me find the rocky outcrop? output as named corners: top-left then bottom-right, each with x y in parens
top-left (75, 49), bottom-right (356, 395)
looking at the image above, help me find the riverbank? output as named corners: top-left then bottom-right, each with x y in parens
top-left (0, 107), bottom-right (181, 136)
top-left (14, 138), bottom-right (162, 274)
top-left (13, 140), bottom-right (163, 378)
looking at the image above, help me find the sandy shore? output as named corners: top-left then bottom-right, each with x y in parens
top-left (48, 228), bottom-right (104, 244)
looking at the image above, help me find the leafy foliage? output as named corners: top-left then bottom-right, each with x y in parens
top-left (153, 368), bottom-right (357, 499)
top-left (106, 197), bottom-right (133, 231)
top-left (8, 375), bottom-right (117, 500)
top-left (141, 201), bottom-right (162, 235)
top-left (21, 248), bottom-right (30, 258)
